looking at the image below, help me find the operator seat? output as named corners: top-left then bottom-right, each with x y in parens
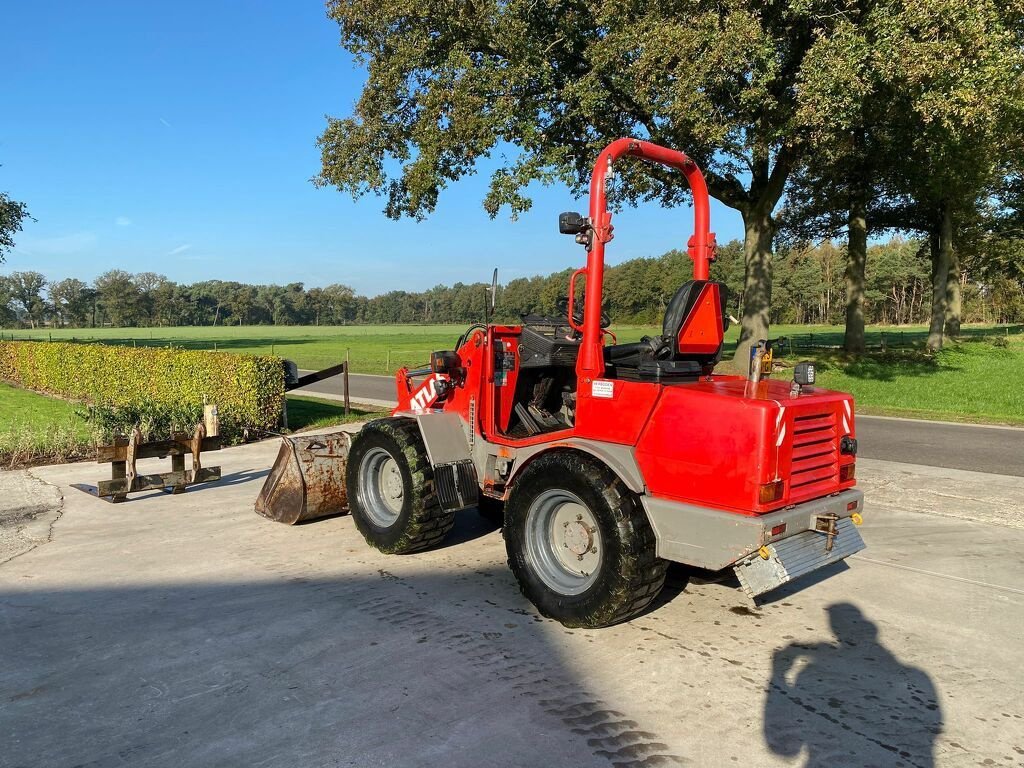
top-left (604, 280), bottom-right (728, 377)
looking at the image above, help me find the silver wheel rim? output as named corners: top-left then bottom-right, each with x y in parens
top-left (358, 447), bottom-right (404, 527)
top-left (524, 489), bottom-right (602, 595)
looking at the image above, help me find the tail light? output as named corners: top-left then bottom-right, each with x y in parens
top-left (759, 480), bottom-right (785, 504)
top-left (840, 463), bottom-right (856, 482)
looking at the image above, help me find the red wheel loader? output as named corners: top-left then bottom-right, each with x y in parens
top-left (259, 138), bottom-right (865, 628)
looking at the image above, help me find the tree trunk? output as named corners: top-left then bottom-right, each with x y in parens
top-left (945, 245), bottom-right (961, 338)
top-left (927, 206), bottom-right (953, 351)
top-left (732, 208), bottom-right (775, 366)
top-left (844, 195), bottom-right (868, 353)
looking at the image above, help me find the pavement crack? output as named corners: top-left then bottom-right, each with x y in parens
top-left (26, 468), bottom-right (66, 546)
top-left (0, 470), bottom-right (65, 566)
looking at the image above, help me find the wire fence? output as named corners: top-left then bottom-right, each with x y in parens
top-left (775, 324), bottom-right (1022, 355)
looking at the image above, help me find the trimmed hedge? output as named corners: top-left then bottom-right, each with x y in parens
top-left (0, 341), bottom-right (284, 438)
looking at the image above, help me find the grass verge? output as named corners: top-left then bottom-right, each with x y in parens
top-left (285, 394), bottom-right (387, 432)
top-left (0, 383), bottom-right (95, 468)
top-left (773, 335), bottom-right (1024, 426)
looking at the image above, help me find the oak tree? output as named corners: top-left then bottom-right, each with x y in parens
top-left (316, 0), bottom-right (869, 361)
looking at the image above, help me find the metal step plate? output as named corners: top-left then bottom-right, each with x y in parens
top-left (734, 517), bottom-right (865, 598)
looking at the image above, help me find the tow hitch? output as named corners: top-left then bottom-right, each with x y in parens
top-left (814, 512), bottom-right (840, 552)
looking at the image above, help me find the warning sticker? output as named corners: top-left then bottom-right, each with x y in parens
top-left (592, 379), bottom-right (615, 399)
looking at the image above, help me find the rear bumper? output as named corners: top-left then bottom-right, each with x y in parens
top-left (640, 488), bottom-right (864, 571)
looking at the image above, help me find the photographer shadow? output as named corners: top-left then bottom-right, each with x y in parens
top-left (765, 603), bottom-right (942, 768)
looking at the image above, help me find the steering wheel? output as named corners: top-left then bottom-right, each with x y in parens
top-left (556, 297), bottom-right (610, 330)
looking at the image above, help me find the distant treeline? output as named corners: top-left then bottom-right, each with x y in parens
top-left (2, 236), bottom-right (1022, 329)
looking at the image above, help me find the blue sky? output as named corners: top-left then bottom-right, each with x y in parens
top-left (2, 1), bottom-right (744, 296)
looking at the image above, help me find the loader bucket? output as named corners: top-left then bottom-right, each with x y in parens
top-left (255, 432), bottom-right (351, 524)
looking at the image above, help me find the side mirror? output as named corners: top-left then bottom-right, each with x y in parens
top-left (490, 268), bottom-right (498, 311)
top-left (559, 211), bottom-right (587, 235)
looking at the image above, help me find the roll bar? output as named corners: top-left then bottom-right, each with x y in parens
top-left (576, 138), bottom-right (716, 378)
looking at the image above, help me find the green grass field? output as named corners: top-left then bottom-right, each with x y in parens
top-left (5, 322), bottom-right (1023, 425)
top-left (8, 321), bottom-right (1017, 370)
top-left (795, 341), bottom-right (1024, 425)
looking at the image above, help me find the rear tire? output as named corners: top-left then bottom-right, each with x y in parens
top-left (504, 451), bottom-right (667, 628)
top-left (345, 418), bottom-right (455, 554)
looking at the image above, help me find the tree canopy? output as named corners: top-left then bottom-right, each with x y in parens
top-left (4, 237), bottom-right (1021, 330)
top-left (316, 0), bottom-right (904, 360)
top-left (316, 0), bottom-right (1024, 359)
top-left (0, 190), bottom-right (31, 263)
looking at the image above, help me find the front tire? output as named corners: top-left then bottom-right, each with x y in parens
top-left (345, 418), bottom-right (455, 554)
top-left (504, 451), bottom-right (667, 628)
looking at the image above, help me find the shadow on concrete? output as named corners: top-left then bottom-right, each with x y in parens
top-left (0, 499), bottom-right (942, 768)
top-left (0, 568), bottom-right (691, 768)
top-left (68, 469), bottom-right (273, 504)
top-left (764, 603), bottom-right (942, 768)
top-left (213, 468), bottom-right (271, 488)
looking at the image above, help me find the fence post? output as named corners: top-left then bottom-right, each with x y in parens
top-left (387, 349), bottom-right (391, 371)
top-left (204, 404), bottom-right (220, 437)
top-left (343, 360), bottom-right (350, 416)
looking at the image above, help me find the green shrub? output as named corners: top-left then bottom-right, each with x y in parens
top-left (0, 341), bottom-right (283, 439)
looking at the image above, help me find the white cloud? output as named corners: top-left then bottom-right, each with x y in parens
top-left (115, 216), bottom-right (132, 227)
top-left (167, 244), bottom-right (192, 256)
top-left (159, 117), bottom-right (172, 128)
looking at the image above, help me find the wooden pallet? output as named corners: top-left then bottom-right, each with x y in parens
top-left (90, 424), bottom-right (222, 502)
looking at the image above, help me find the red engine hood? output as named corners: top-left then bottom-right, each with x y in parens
top-left (635, 376), bottom-right (857, 515)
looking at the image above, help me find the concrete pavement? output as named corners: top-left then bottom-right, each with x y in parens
top-left (295, 372), bottom-right (1024, 476)
top-left (2, 433), bottom-right (1023, 766)
top-left (0, 469), bottom-right (64, 565)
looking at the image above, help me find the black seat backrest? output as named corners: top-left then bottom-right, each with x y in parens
top-left (602, 279), bottom-right (727, 378)
top-left (661, 280), bottom-right (708, 341)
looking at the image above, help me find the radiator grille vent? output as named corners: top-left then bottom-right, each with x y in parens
top-left (788, 411), bottom-right (839, 503)
top-left (434, 460), bottom-right (478, 511)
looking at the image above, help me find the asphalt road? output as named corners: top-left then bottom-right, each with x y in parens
top-left (3, 435), bottom-right (1023, 766)
top-left (297, 372), bottom-right (1024, 477)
